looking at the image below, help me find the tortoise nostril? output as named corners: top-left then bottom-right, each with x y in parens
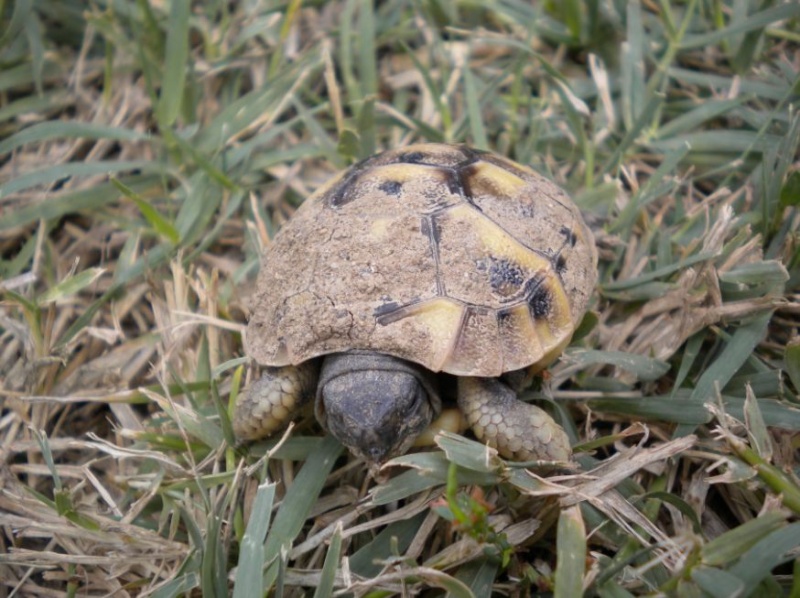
top-left (368, 446), bottom-right (388, 463)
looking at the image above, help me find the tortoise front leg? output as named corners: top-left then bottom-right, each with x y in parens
top-left (233, 361), bottom-right (319, 441)
top-left (457, 377), bottom-right (571, 462)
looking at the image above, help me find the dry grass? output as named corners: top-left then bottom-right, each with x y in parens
top-left (1, 1), bottom-right (799, 596)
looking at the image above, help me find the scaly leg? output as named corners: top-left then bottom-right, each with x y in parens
top-left (233, 361), bottom-right (319, 441)
top-left (457, 377), bottom-right (571, 462)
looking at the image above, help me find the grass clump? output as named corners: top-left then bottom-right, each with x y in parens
top-left (1, 0), bottom-right (799, 596)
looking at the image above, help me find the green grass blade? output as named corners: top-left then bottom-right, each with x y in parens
top-left (690, 567), bottom-right (745, 598)
top-left (112, 178), bottom-right (180, 245)
top-left (600, 93), bottom-right (664, 175)
top-left (398, 567), bottom-right (474, 598)
top-left (785, 340), bottom-right (800, 396)
top-left (400, 40), bottom-right (451, 139)
top-left (338, 0), bottom-right (359, 102)
top-left (0, 91), bottom-right (70, 124)
top-left (201, 513), bottom-right (228, 597)
top-left (54, 243), bottom-right (174, 350)
top-left (462, 63), bottom-right (488, 149)
top-left (0, 0), bottom-right (32, 48)
top-left (357, 0), bottom-right (377, 99)
top-left (234, 481), bottom-right (276, 598)
top-left (0, 160), bottom-right (164, 198)
top-left (38, 267), bottom-right (105, 305)
top-left (679, 4), bottom-right (800, 49)
top-left (649, 130), bottom-right (783, 154)
top-left (590, 393), bottom-right (800, 429)
top-left (193, 52), bottom-right (320, 152)
top-left (621, 0), bottom-right (646, 129)
top-left (262, 436), bottom-right (343, 590)
top-left (655, 98), bottom-right (747, 140)
top-left (727, 523), bottom-right (800, 595)
top-left (166, 130), bottom-right (238, 191)
top-left (150, 573), bottom-right (200, 598)
top-left (157, 0), bottom-right (191, 128)
top-left (725, 441), bottom-right (800, 515)
top-left (610, 145), bottom-right (689, 234)
top-left (450, 558), bottom-right (499, 598)
top-left (718, 261), bottom-right (789, 289)
top-left (0, 175), bottom-right (162, 232)
top-left (349, 511), bottom-right (428, 578)
top-left (356, 97), bottom-right (376, 157)
top-left (23, 7), bottom-right (44, 95)
top-left (639, 491), bottom-right (702, 534)
top-left (268, 0), bottom-right (303, 78)
top-left (0, 60), bottom-right (64, 94)
top-left (567, 350), bottom-right (670, 381)
top-left (313, 522), bottom-right (343, 598)
top-left (173, 174), bottom-right (221, 244)
top-left (602, 251), bottom-right (716, 291)
top-left (790, 559), bottom-right (800, 598)
top-left (369, 468), bottom-right (443, 505)
top-left (676, 311), bottom-right (773, 436)
top-left (666, 67), bottom-right (790, 100)
top-left (701, 512), bottom-right (785, 567)
top-left (555, 505), bottom-right (586, 598)
top-left (0, 121), bottom-right (149, 156)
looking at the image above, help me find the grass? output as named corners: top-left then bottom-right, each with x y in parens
top-left (0, 0), bottom-right (799, 596)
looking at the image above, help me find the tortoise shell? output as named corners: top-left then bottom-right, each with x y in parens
top-left (247, 143), bottom-right (597, 377)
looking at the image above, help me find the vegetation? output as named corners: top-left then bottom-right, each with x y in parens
top-left (1, 0), bottom-right (798, 595)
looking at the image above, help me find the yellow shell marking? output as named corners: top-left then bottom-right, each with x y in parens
top-left (370, 163), bottom-right (440, 183)
top-left (377, 298), bottom-right (464, 370)
top-left (370, 217), bottom-right (393, 239)
top-left (466, 161), bottom-right (530, 197)
top-left (447, 204), bottom-right (553, 275)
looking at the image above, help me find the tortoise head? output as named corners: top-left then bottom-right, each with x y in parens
top-left (316, 352), bottom-right (441, 463)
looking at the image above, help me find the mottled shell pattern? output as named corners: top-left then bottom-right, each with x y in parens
top-left (247, 143), bottom-right (597, 377)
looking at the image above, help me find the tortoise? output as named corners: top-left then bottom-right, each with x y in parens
top-left (234, 143), bottom-right (597, 463)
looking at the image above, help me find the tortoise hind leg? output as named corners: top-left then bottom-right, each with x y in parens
top-left (457, 377), bottom-right (571, 462)
top-left (233, 361), bottom-right (319, 441)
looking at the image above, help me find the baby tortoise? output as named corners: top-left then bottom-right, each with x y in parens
top-left (235, 143), bottom-right (597, 463)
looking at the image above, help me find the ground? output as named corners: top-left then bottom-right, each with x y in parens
top-left (0, 1), bottom-right (799, 596)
